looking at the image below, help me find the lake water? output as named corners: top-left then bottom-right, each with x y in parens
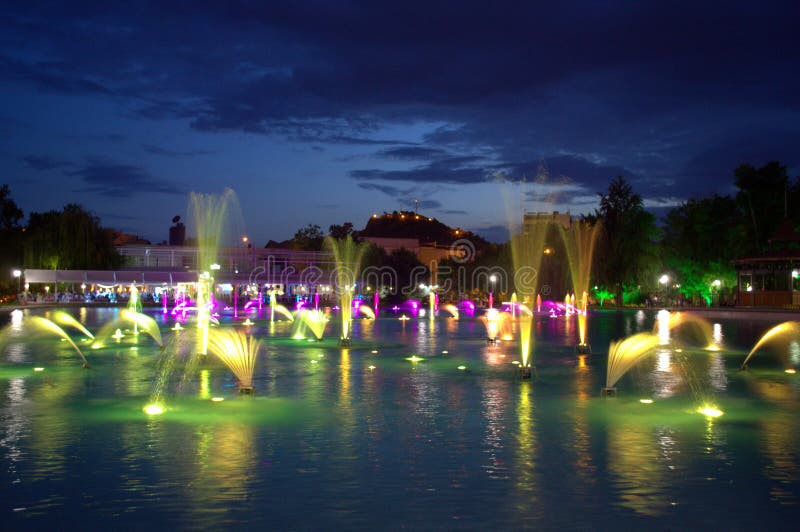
top-left (1, 307), bottom-right (799, 529)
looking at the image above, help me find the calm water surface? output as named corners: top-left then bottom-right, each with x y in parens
top-left (1, 307), bottom-right (799, 529)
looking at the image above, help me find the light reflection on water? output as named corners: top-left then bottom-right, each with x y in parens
top-left (0, 307), bottom-right (798, 528)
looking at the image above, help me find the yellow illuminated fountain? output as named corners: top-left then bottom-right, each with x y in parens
top-left (52, 310), bottom-right (95, 340)
top-left (90, 310), bottom-right (163, 349)
top-left (741, 321), bottom-right (800, 370)
top-left (188, 188), bottom-right (244, 354)
top-left (326, 235), bottom-right (367, 346)
top-left (128, 283), bottom-right (141, 335)
top-left (504, 180), bottom-right (551, 378)
top-left (26, 316), bottom-right (90, 368)
top-left (604, 332), bottom-right (661, 394)
top-left (559, 220), bottom-right (601, 352)
top-left (656, 311), bottom-right (719, 351)
top-left (207, 328), bottom-right (262, 393)
top-left (293, 309), bottom-right (328, 341)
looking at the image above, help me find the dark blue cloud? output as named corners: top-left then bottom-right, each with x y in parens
top-left (142, 144), bottom-right (214, 157)
top-left (1, 0), bottom-right (799, 232)
top-left (66, 159), bottom-right (184, 198)
top-left (20, 155), bottom-right (73, 171)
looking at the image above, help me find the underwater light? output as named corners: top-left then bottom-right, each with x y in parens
top-left (317, 353), bottom-right (324, 358)
top-left (457, 365), bottom-right (466, 370)
top-left (368, 365), bottom-right (376, 370)
top-left (511, 360), bottom-right (520, 365)
top-left (785, 369), bottom-right (796, 374)
top-left (405, 355), bottom-right (424, 362)
top-left (33, 367), bottom-right (44, 372)
top-left (442, 350), bottom-right (449, 354)
top-left (371, 350), bottom-right (378, 354)
top-left (311, 359), bottom-right (319, 364)
top-left (698, 406), bottom-right (723, 418)
top-left (639, 399), bottom-right (653, 404)
top-left (143, 404), bottom-right (164, 416)
top-left (211, 397), bottom-right (224, 402)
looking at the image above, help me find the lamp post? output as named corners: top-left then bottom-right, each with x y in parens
top-left (659, 274), bottom-right (669, 307)
top-left (12, 269), bottom-right (21, 293)
top-left (489, 274), bottom-right (497, 309)
top-left (712, 279), bottom-right (721, 306)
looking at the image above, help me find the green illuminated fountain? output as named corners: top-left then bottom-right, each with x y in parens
top-left (326, 235), bottom-right (367, 346)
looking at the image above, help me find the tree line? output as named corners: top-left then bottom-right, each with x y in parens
top-left (1, 160), bottom-right (796, 304)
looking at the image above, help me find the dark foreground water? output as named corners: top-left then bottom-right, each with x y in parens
top-left (1, 307), bottom-right (799, 529)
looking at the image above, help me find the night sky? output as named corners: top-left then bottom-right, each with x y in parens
top-left (2, 1), bottom-right (798, 244)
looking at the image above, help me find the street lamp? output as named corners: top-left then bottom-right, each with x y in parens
top-left (659, 274), bottom-right (669, 307)
top-left (489, 274), bottom-right (497, 309)
top-left (12, 269), bottom-right (21, 293)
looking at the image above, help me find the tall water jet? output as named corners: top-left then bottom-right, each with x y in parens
top-left (559, 220), bottom-right (601, 352)
top-left (741, 321), bottom-right (800, 370)
top-left (604, 332), bottom-right (661, 394)
top-left (26, 316), bottom-right (90, 368)
top-left (128, 283), bottom-right (141, 335)
top-left (188, 188), bottom-right (244, 354)
top-left (326, 235), bottom-right (367, 346)
top-left (503, 178), bottom-right (552, 377)
top-left (207, 328), bottom-right (262, 393)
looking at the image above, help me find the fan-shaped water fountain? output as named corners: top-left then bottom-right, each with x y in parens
top-left (741, 321), bottom-right (800, 370)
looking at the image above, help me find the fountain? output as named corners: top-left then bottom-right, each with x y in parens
top-left (326, 235), bottom-right (367, 346)
top-left (559, 220), bottom-right (601, 353)
top-left (26, 316), bottom-right (90, 368)
top-left (293, 309), bottom-right (328, 341)
top-left (207, 328), bottom-right (262, 393)
top-left (128, 283), bottom-right (141, 335)
top-left (604, 332), bottom-right (661, 394)
top-left (90, 310), bottom-right (163, 349)
top-left (656, 311), bottom-right (718, 351)
top-left (442, 304), bottom-right (459, 319)
top-left (52, 310), bottom-right (95, 340)
top-left (504, 182), bottom-right (551, 378)
top-left (188, 188), bottom-right (244, 354)
top-left (741, 321), bottom-right (800, 370)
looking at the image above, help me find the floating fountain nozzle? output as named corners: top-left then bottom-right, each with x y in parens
top-left (82, 362), bottom-right (91, 369)
top-left (576, 343), bottom-right (591, 355)
top-left (339, 337), bottom-right (352, 347)
top-left (601, 387), bottom-right (617, 396)
top-left (487, 337), bottom-right (498, 345)
top-left (519, 365), bottom-right (533, 379)
top-left (239, 386), bottom-right (255, 395)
